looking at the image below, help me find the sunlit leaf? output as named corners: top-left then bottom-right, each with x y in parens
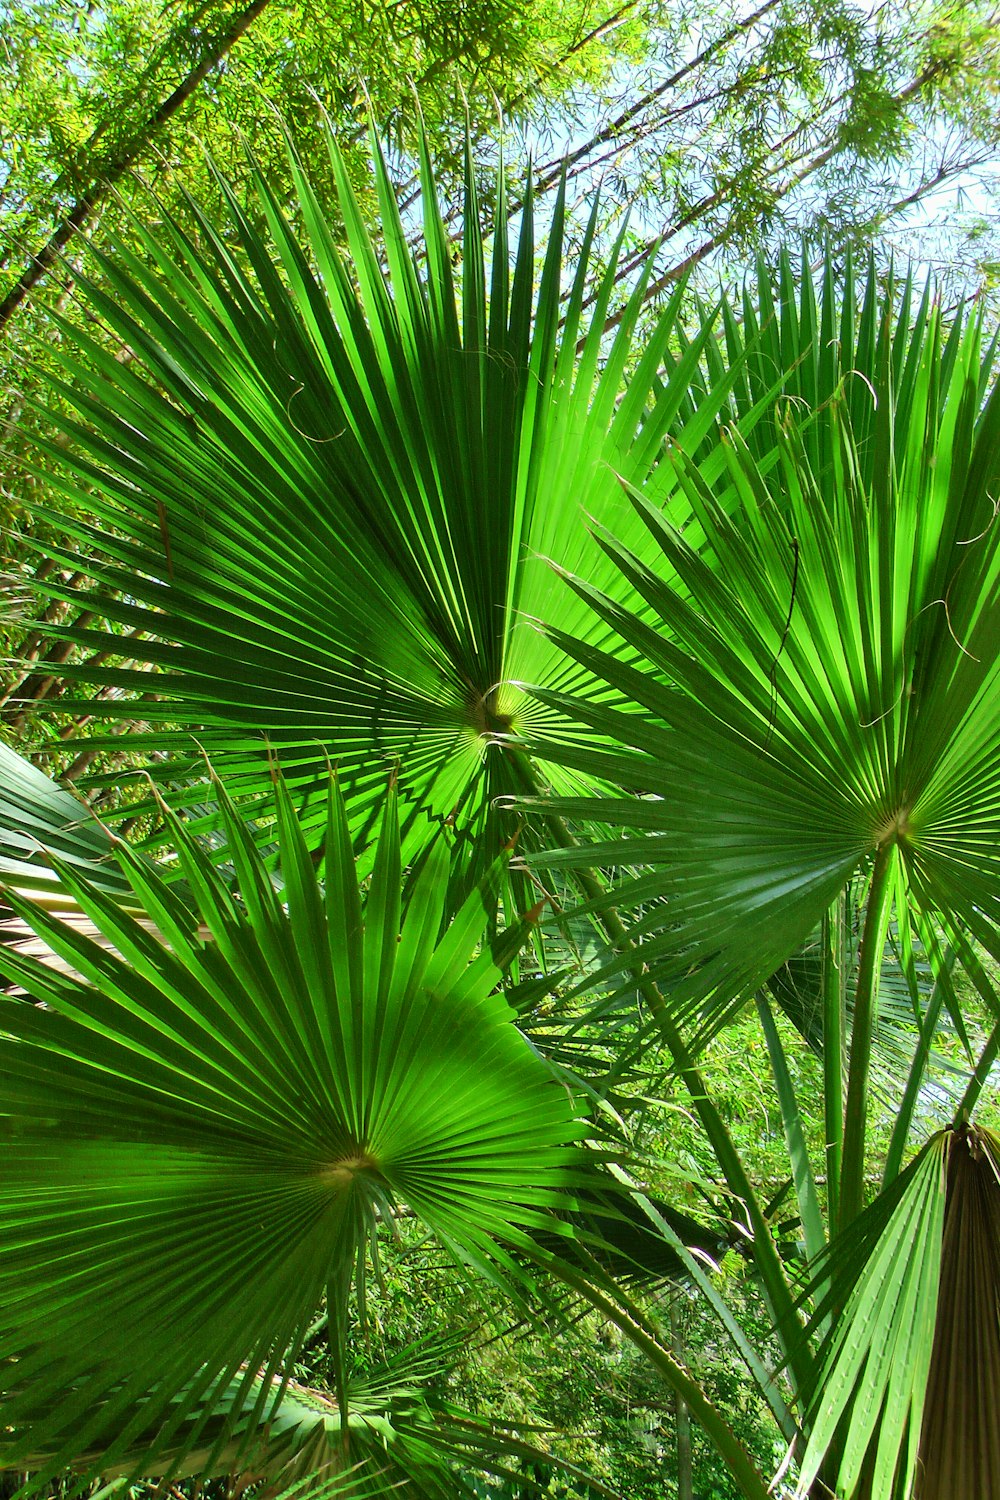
top-left (19, 121), bottom-right (755, 882)
top-left (524, 260), bottom-right (1000, 1046)
top-left (0, 769), bottom-right (586, 1480)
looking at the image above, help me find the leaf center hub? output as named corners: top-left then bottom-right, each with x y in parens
top-left (468, 685), bottom-right (519, 739)
top-left (323, 1152), bottom-right (379, 1191)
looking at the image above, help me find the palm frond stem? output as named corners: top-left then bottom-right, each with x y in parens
top-left (840, 840), bottom-right (896, 1230)
top-left (821, 897), bottom-right (846, 1229)
top-left (510, 747), bottom-right (804, 1379)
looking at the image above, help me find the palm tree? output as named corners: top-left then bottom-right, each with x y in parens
top-left (5, 120), bottom-right (1000, 1499)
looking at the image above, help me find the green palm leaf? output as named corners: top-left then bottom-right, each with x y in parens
top-left (0, 739), bottom-right (128, 900)
top-left (524, 263), bottom-right (1000, 1043)
top-left (713, 251), bottom-right (999, 484)
top-left (19, 122), bottom-right (753, 872)
top-left (793, 1133), bottom-right (947, 1498)
top-left (10, 1338), bottom-right (614, 1500)
top-left (535, 1178), bottom-right (730, 1287)
top-left (0, 769), bottom-right (586, 1480)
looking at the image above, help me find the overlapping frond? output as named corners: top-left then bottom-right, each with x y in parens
top-left (794, 1133), bottom-right (947, 1498)
top-left (18, 121), bottom-right (752, 870)
top-left (0, 770), bottom-right (586, 1479)
top-left (0, 739), bottom-right (127, 899)
top-left (9, 1339), bottom-right (614, 1500)
top-left (792, 1124), bottom-right (1000, 1500)
top-left (524, 261), bottom-right (1000, 1042)
top-left (720, 251), bottom-right (998, 484)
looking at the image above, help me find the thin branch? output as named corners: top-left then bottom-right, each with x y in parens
top-left (529, 0), bottom-right (782, 198)
top-left (0, 0), bottom-right (275, 334)
top-left (595, 58), bottom-right (950, 333)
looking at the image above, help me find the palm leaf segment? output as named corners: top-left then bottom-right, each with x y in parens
top-left (526, 258), bottom-right (1000, 1039)
top-left (25, 122), bottom-right (744, 863)
top-left (0, 771), bottom-right (586, 1477)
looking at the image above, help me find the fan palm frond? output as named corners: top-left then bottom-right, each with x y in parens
top-left (0, 739), bottom-right (127, 901)
top-left (793, 1132), bottom-right (947, 1498)
top-left (9, 1338), bottom-right (615, 1500)
top-left (0, 769), bottom-right (586, 1480)
top-left (20, 122), bottom-right (757, 878)
top-left (792, 1123), bottom-right (1000, 1500)
top-left (524, 258), bottom-right (1000, 1046)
